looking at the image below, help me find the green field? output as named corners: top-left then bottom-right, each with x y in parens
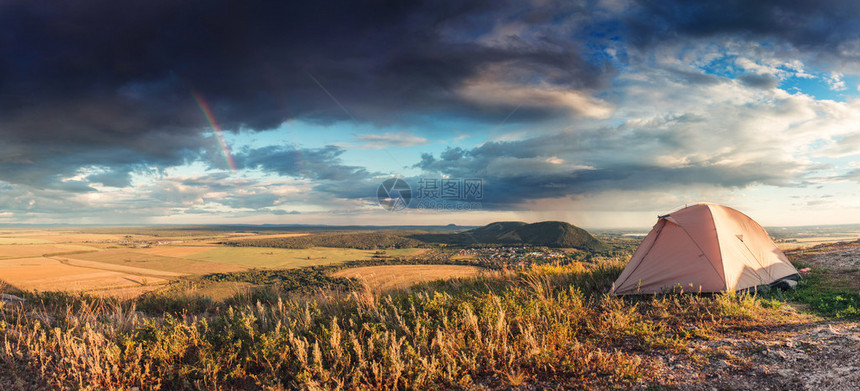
top-left (183, 246), bottom-right (383, 268)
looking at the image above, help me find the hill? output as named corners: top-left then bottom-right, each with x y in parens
top-left (513, 221), bottom-right (609, 250)
top-left (413, 221), bottom-right (609, 250)
top-left (461, 221), bottom-right (528, 242)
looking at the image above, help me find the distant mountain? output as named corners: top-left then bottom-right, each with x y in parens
top-left (512, 221), bottom-right (608, 250)
top-left (416, 221), bottom-right (608, 250)
top-left (464, 221), bottom-right (528, 242)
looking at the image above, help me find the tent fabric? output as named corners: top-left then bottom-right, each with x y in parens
top-left (611, 203), bottom-right (798, 294)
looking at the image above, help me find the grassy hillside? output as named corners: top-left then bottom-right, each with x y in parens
top-left (0, 258), bottom-right (820, 390)
top-left (465, 221), bottom-right (529, 242)
top-left (514, 221), bottom-right (610, 250)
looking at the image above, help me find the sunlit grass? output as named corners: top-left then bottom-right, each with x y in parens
top-left (0, 259), bottom-right (808, 390)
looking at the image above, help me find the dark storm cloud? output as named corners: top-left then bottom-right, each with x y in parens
top-left (315, 117), bottom-right (806, 208)
top-left (627, 0), bottom-right (860, 59)
top-left (0, 0), bottom-right (615, 191)
top-left (409, 122), bottom-right (805, 208)
top-left (5, 0), bottom-right (854, 219)
top-left (0, 136), bottom-right (197, 191)
top-left (0, 0), bottom-right (612, 128)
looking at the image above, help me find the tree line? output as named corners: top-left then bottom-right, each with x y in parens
top-left (222, 232), bottom-right (424, 250)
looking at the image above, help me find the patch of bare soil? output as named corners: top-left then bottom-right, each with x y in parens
top-left (785, 241), bottom-right (860, 293)
top-left (651, 241), bottom-right (860, 391)
top-left (0, 364), bottom-right (50, 391)
top-left (659, 321), bottom-right (860, 391)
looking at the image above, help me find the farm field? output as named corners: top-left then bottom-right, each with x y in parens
top-left (332, 264), bottom-right (486, 291)
top-left (0, 244), bottom-right (100, 259)
top-left (69, 249), bottom-right (245, 274)
top-left (380, 247), bottom-right (428, 257)
top-left (182, 246), bottom-right (380, 268)
top-left (0, 230), bottom-right (128, 244)
top-left (0, 238), bottom-right (55, 245)
top-left (0, 257), bottom-right (168, 298)
top-left (2, 224), bottom-right (856, 300)
top-left (0, 228), bottom-right (429, 298)
top-left (776, 235), bottom-right (860, 250)
top-left (132, 245), bottom-right (218, 258)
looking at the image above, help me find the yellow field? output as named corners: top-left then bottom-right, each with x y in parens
top-left (0, 244), bottom-right (100, 259)
top-left (0, 257), bottom-right (168, 296)
top-left (776, 235), bottom-right (860, 250)
top-left (0, 238), bottom-right (55, 244)
top-left (0, 227), bottom-right (436, 299)
top-left (0, 229), bottom-right (60, 237)
top-left (183, 247), bottom-right (378, 268)
top-left (377, 248), bottom-right (428, 257)
top-left (69, 249), bottom-right (245, 274)
top-left (29, 233), bottom-right (128, 243)
top-left (134, 246), bottom-right (217, 258)
top-left (333, 265), bottom-right (486, 291)
top-left (53, 257), bottom-right (186, 278)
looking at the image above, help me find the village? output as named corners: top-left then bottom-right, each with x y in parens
top-left (454, 246), bottom-right (567, 267)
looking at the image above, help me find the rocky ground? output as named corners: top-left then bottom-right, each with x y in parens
top-left (662, 241), bottom-right (860, 391)
top-left (794, 240), bottom-right (860, 274)
top-left (668, 320), bottom-right (860, 391)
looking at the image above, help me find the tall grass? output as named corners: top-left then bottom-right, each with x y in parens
top-left (1, 261), bottom-right (798, 390)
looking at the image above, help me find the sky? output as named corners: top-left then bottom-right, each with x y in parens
top-left (3, 0), bottom-right (860, 228)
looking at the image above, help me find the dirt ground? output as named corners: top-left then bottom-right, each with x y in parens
top-left (644, 241), bottom-right (860, 391)
top-left (652, 320), bottom-right (860, 391)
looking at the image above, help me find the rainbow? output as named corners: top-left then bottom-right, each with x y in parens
top-left (191, 90), bottom-right (237, 171)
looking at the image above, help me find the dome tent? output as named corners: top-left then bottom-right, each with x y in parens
top-left (611, 203), bottom-right (798, 295)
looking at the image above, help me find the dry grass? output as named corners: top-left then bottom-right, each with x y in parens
top-left (333, 264), bottom-right (486, 291)
top-left (0, 261), bottom-right (805, 390)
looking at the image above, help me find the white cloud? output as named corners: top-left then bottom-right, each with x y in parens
top-left (459, 77), bottom-right (615, 119)
top-left (827, 72), bottom-right (847, 90)
top-left (735, 57), bottom-right (781, 76)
